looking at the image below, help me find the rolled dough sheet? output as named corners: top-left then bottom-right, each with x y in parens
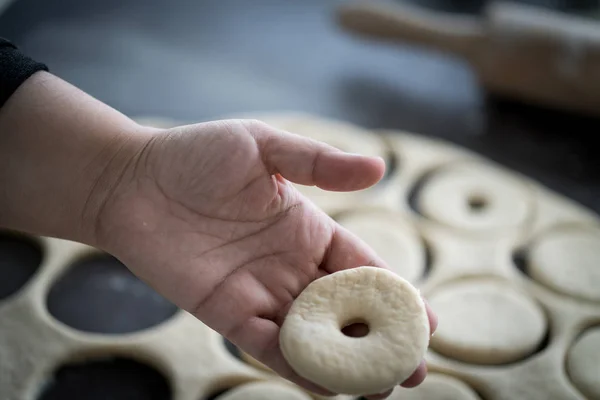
top-left (388, 373), bottom-right (480, 399)
top-left (216, 380), bottom-right (313, 400)
top-left (335, 209), bottom-right (426, 284)
top-left (416, 162), bottom-right (533, 232)
top-left (528, 224), bottom-right (600, 303)
top-left (427, 278), bottom-right (547, 365)
top-left (566, 326), bottom-right (600, 400)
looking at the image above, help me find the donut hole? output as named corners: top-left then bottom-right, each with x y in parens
top-left (341, 318), bottom-right (370, 338)
top-left (0, 230), bottom-right (43, 301)
top-left (46, 253), bottom-right (179, 334)
top-left (466, 193), bottom-right (488, 213)
top-left (37, 356), bottom-right (172, 400)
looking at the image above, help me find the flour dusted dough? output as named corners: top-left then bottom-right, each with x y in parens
top-left (279, 266), bottom-right (429, 395)
top-left (528, 225), bottom-right (600, 302)
top-left (216, 381), bottom-right (313, 400)
top-left (427, 278), bottom-right (547, 365)
top-left (388, 373), bottom-right (480, 400)
top-left (566, 326), bottom-right (600, 399)
top-left (417, 162), bottom-right (533, 232)
top-left (336, 209), bottom-right (425, 284)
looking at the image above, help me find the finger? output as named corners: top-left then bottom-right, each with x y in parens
top-left (251, 121), bottom-right (386, 191)
top-left (320, 224), bottom-right (388, 274)
top-left (400, 360), bottom-right (428, 388)
top-left (228, 316), bottom-right (337, 396)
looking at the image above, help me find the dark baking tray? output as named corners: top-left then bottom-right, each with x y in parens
top-left (0, 0), bottom-right (599, 399)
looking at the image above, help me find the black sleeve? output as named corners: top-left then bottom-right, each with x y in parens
top-left (0, 37), bottom-right (48, 108)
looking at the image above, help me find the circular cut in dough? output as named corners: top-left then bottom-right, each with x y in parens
top-left (279, 266), bottom-right (430, 395)
top-left (427, 278), bottom-right (546, 365)
top-left (215, 381), bottom-right (313, 400)
top-left (528, 225), bottom-right (600, 302)
top-left (416, 162), bottom-right (533, 232)
top-left (388, 373), bottom-right (480, 400)
top-left (336, 209), bottom-right (425, 284)
top-left (566, 326), bottom-right (600, 400)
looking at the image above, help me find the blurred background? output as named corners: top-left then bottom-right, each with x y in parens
top-left (1, 0), bottom-right (599, 212)
top-left (1, 1), bottom-right (599, 399)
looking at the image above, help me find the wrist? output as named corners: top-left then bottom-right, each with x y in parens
top-left (0, 71), bottom-right (159, 247)
top-left (80, 124), bottom-right (158, 249)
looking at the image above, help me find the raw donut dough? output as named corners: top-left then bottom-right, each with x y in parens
top-left (566, 326), bottom-right (600, 400)
top-left (528, 225), bottom-right (600, 302)
top-left (417, 162), bottom-right (532, 232)
top-left (388, 373), bottom-right (480, 400)
top-left (215, 381), bottom-right (313, 400)
top-left (279, 266), bottom-right (430, 395)
top-left (427, 278), bottom-right (547, 365)
top-left (336, 209), bottom-right (425, 284)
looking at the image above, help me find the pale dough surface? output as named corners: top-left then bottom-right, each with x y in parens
top-left (529, 225), bottom-right (600, 302)
top-left (427, 278), bottom-right (547, 365)
top-left (216, 381), bottom-right (313, 400)
top-left (336, 209), bottom-right (425, 284)
top-left (279, 266), bottom-right (429, 395)
top-left (566, 326), bottom-right (600, 400)
top-left (417, 162), bottom-right (532, 232)
top-left (388, 373), bottom-right (480, 400)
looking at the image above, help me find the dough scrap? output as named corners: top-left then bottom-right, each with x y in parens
top-left (417, 162), bottom-right (532, 232)
top-left (216, 381), bottom-right (313, 400)
top-left (279, 266), bottom-right (429, 395)
top-left (427, 278), bottom-right (547, 365)
top-left (528, 225), bottom-right (600, 302)
top-left (566, 326), bottom-right (600, 400)
top-left (388, 373), bottom-right (480, 399)
top-left (336, 209), bottom-right (425, 284)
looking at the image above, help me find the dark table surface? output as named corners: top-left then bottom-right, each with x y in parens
top-left (1, 1), bottom-right (599, 398)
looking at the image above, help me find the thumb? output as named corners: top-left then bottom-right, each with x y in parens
top-left (250, 120), bottom-right (386, 192)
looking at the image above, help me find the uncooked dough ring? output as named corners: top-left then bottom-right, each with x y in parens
top-left (279, 266), bottom-right (430, 395)
top-left (216, 381), bottom-right (313, 400)
top-left (416, 161), bottom-right (533, 232)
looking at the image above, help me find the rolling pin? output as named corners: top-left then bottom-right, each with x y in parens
top-left (336, 1), bottom-right (600, 117)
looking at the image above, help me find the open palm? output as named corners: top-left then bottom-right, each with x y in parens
top-left (96, 119), bottom-right (437, 399)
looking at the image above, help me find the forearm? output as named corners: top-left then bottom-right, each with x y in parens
top-left (0, 71), bottom-right (151, 246)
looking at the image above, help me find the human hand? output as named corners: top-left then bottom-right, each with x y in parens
top-left (93, 119), bottom-right (438, 399)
